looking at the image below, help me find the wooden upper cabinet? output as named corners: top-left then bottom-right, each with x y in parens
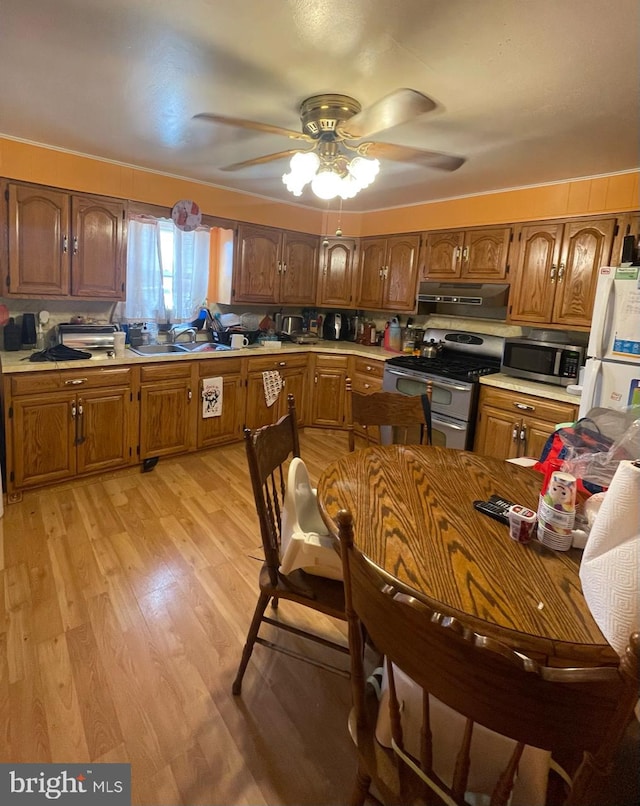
top-left (357, 234), bottom-right (420, 311)
top-left (509, 217), bottom-right (616, 329)
top-left (280, 231), bottom-right (318, 304)
top-left (8, 184), bottom-right (70, 296)
top-left (421, 226), bottom-right (511, 281)
top-left (233, 224), bottom-right (281, 303)
top-left (6, 182), bottom-right (126, 299)
top-left (317, 238), bottom-right (358, 308)
top-left (71, 195), bottom-right (126, 298)
top-left (233, 223), bottom-right (318, 305)
top-left (610, 211), bottom-right (640, 267)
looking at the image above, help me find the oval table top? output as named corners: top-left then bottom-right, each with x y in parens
top-left (317, 445), bottom-right (617, 667)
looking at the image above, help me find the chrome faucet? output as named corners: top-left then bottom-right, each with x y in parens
top-left (167, 325), bottom-right (197, 344)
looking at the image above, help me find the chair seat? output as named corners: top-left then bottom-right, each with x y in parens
top-left (258, 563), bottom-right (346, 619)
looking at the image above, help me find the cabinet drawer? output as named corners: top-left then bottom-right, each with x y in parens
top-left (351, 373), bottom-right (383, 394)
top-left (197, 357), bottom-right (244, 377)
top-left (247, 354), bottom-right (307, 372)
top-left (140, 362), bottom-right (193, 382)
top-left (10, 366), bottom-right (132, 395)
top-left (314, 353), bottom-right (349, 370)
top-left (353, 357), bottom-right (385, 379)
top-left (480, 386), bottom-right (577, 423)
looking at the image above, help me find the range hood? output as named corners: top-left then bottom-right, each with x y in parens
top-left (417, 282), bottom-right (510, 321)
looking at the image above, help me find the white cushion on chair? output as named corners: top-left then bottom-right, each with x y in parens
top-left (279, 458), bottom-right (343, 581)
top-left (374, 663), bottom-right (552, 806)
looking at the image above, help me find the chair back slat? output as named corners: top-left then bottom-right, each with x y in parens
top-left (346, 379), bottom-right (433, 451)
top-left (336, 508), bottom-right (640, 806)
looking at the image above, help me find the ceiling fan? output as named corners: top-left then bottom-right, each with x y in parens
top-left (194, 89), bottom-right (465, 200)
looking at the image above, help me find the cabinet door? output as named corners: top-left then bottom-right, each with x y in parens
top-left (383, 234), bottom-right (421, 311)
top-left (197, 373), bottom-right (245, 448)
top-left (11, 392), bottom-right (77, 489)
top-left (318, 238), bottom-right (357, 308)
top-left (280, 232), bottom-right (319, 304)
top-left (552, 218), bottom-right (616, 328)
top-left (508, 222), bottom-right (564, 324)
top-left (76, 388), bottom-right (132, 474)
top-left (233, 224), bottom-right (280, 303)
top-left (8, 184), bottom-right (70, 296)
top-left (310, 358), bottom-right (347, 427)
top-left (462, 227), bottom-right (511, 280)
top-left (357, 238), bottom-right (387, 308)
top-left (473, 404), bottom-right (520, 460)
top-left (140, 379), bottom-right (194, 459)
top-left (422, 230), bottom-right (464, 280)
top-left (245, 372), bottom-right (279, 430)
top-left (280, 366), bottom-right (307, 426)
top-left (71, 195), bottom-right (126, 299)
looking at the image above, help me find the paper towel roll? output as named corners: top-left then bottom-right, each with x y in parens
top-left (579, 461), bottom-right (640, 656)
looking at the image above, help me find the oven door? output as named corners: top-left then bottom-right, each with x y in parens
top-left (383, 366), bottom-right (475, 421)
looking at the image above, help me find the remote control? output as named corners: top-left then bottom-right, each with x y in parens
top-left (473, 495), bottom-right (514, 524)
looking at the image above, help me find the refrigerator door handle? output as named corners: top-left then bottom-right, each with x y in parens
top-left (589, 271), bottom-right (615, 359)
top-left (579, 358), bottom-right (602, 419)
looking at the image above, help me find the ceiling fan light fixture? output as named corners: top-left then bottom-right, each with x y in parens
top-left (283, 147), bottom-right (381, 201)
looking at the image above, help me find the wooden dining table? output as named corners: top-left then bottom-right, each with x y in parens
top-left (317, 445), bottom-right (617, 668)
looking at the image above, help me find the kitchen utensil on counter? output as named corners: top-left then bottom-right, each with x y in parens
top-left (230, 333), bottom-right (250, 349)
top-left (3, 317), bottom-right (21, 351)
top-left (21, 313), bottom-right (37, 348)
top-left (211, 327), bottom-right (262, 346)
top-left (421, 338), bottom-right (443, 359)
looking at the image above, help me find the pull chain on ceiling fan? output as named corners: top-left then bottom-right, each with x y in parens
top-left (194, 88), bottom-right (465, 201)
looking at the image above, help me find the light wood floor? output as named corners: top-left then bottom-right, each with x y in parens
top-left (2, 428), bottom-right (638, 806)
top-left (0, 427), bottom-right (356, 806)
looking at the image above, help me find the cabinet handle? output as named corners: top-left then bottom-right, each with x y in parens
top-left (462, 246), bottom-right (469, 261)
top-left (379, 267), bottom-right (384, 278)
top-left (314, 375), bottom-right (318, 384)
top-left (364, 383), bottom-right (371, 389)
top-left (187, 388), bottom-right (192, 401)
top-left (282, 262), bottom-right (287, 273)
top-left (512, 423), bottom-right (519, 442)
top-left (73, 236), bottom-right (78, 256)
top-left (71, 402), bottom-right (77, 419)
top-left (557, 263), bottom-right (565, 282)
top-left (550, 264), bottom-right (557, 283)
top-left (383, 266), bottom-right (389, 278)
top-left (65, 378), bottom-right (87, 385)
top-left (519, 424), bottom-right (527, 443)
top-left (76, 400), bottom-right (85, 445)
top-left (62, 235), bottom-right (68, 253)
top-left (278, 361), bottom-right (286, 367)
top-left (277, 261), bottom-right (282, 274)
top-left (455, 246), bottom-right (461, 261)
top-left (514, 402), bottom-right (535, 411)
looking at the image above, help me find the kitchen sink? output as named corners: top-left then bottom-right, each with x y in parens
top-left (128, 342), bottom-right (226, 356)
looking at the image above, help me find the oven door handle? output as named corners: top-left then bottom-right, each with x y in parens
top-left (385, 368), bottom-right (469, 392)
top-left (432, 416), bottom-right (466, 431)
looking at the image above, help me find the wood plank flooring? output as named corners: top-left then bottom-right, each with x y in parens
top-left (0, 428), bottom-right (355, 806)
top-left (1, 427), bottom-right (637, 806)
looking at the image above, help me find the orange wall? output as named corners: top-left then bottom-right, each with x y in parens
top-left (1, 137), bottom-right (637, 237)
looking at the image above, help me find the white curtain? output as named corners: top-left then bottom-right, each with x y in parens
top-left (166, 222), bottom-right (210, 322)
top-left (117, 216), bottom-right (210, 324)
top-left (118, 217), bottom-right (166, 322)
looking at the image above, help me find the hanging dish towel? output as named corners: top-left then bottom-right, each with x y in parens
top-left (262, 370), bottom-right (283, 408)
top-left (202, 377), bottom-right (223, 418)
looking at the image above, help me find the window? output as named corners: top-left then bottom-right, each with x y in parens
top-left (118, 216), bottom-right (211, 323)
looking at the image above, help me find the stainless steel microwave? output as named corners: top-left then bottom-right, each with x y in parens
top-left (501, 338), bottom-right (585, 386)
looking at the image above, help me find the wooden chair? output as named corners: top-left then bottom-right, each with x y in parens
top-left (232, 394), bottom-right (348, 695)
top-left (336, 508), bottom-right (640, 806)
top-left (346, 379), bottom-right (433, 452)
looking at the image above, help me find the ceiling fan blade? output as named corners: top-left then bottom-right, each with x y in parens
top-left (194, 113), bottom-right (312, 142)
top-left (221, 149), bottom-right (305, 171)
top-left (359, 142), bottom-right (465, 172)
top-left (339, 89), bottom-right (437, 139)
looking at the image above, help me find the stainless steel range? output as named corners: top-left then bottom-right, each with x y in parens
top-left (382, 328), bottom-right (504, 450)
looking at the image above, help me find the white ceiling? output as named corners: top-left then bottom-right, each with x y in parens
top-left (1, 0), bottom-right (638, 213)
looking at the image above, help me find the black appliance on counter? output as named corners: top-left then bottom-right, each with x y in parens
top-left (382, 328), bottom-right (503, 450)
top-left (322, 312), bottom-right (350, 340)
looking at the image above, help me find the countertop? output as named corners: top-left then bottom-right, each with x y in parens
top-left (479, 372), bottom-right (582, 405)
top-left (0, 340), bottom-right (393, 374)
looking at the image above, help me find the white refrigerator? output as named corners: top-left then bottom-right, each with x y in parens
top-left (579, 266), bottom-right (640, 418)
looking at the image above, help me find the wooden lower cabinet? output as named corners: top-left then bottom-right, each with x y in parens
top-left (139, 362), bottom-right (196, 459)
top-left (4, 366), bottom-right (134, 497)
top-left (245, 354), bottom-right (308, 430)
top-left (309, 354), bottom-right (349, 427)
top-left (196, 358), bottom-right (246, 448)
top-left (474, 386), bottom-right (578, 461)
